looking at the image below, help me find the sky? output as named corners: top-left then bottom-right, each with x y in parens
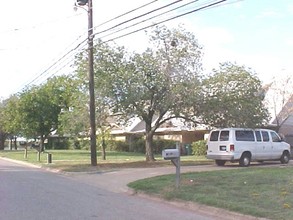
top-left (0, 0), bottom-right (293, 99)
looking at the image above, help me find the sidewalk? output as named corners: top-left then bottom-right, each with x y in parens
top-left (68, 165), bottom-right (231, 193)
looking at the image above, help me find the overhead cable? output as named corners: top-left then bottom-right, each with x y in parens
top-left (17, 0), bottom-right (233, 92)
top-left (103, 0), bottom-right (228, 43)
top-left (93, 0), bottom-right (183, 37)
top-left (99, 0), bottom-right (200, 40)
top-left (93, 0), bottom-right (158, 30)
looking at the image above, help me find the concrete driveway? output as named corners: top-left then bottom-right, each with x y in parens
top-left (67, 163), bottom-right (279, 220)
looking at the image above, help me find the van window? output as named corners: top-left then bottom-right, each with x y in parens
top-left (235, 130), bottom-right (255, 141)
top-left (271, 131), bottom-right (281, 142)
top-left (255, 131), bottom-right (262, 142)
top-left (220, 131), bottom-right (229, 141)
top-left (210, 131), bottom-right (219, 141)
top-left (261, 131), bottom-right (269, 142)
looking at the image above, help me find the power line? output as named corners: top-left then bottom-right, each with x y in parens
top-left (93, 0), bottom-right (183, 37)
top-left (103, 0), bottom-right (228, 43)
top-left (99, 0), bottom-right (200, 40)
top-left (16, 0), bottom-right (235, 94)
top-left (14, 38), bottom-right (88, 92)
top-left (0, 13), bottom-right (83, 35)
top-left (93, 0), bottom-right (158, 30)
top-left (15, 0), bottom-right (159, 91)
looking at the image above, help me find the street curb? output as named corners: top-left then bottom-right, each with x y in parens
top-left (129, 190), bottom-right (269, 220)
top-left (0, 156), bottom-right (64, 174)
top-left (0, 157), bottom-right (42, 168)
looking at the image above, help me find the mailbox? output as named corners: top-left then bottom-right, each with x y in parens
top-left (162, 149), bottom-right (180, 160)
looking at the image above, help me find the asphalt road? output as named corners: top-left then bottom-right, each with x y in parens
top-left (0, 158), bottom-right (219, 220)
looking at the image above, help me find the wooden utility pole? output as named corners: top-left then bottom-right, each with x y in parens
top-left (76, 0), bottom-right (97, 166)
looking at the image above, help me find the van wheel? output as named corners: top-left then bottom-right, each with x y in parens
top-left (215, 160), bottom-right (226, 166)
top-left (280, 151), bottom-right (290, 164)
top-left (239, 153), bottom-right (251, 167)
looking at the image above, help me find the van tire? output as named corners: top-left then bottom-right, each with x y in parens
top-left (215, 160), bottom-right (226, 166)
top-left (239, 153), bottom-right (251, 167)
top-left (280, 151), bottom-right (290, 164)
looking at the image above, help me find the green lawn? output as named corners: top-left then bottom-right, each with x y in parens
top-left (0, 149), bottom-right (210, 171)
top-left (128, 166), bottom-right (293, 220)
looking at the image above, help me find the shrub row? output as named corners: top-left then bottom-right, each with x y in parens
top-left (105, 139), bottom-right (177, 154)
top-left (44, 137), bottom-right (207, 156)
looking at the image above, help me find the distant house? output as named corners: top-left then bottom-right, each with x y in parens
top-left (271, 95), bottom-right (293, 146)
top-left (110, 116), bottom-right (210, 147)
top-left (277, 115), bottom-right (293, 146)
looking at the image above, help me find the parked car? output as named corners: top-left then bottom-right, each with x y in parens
top-left (206, 128), bottom-right (291, 167)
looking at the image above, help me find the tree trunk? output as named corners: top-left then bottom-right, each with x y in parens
top-left (145, 122), bottom-right (155, 162)
top-left (102, 138), bottom-right (106, 160)
top-left (14, 136), bottom-right (17, 150)
top-left (37, 136), bottom-right (45, 162)
top-left (0, 132), bottom-right (6, 150)
top-left (9, 138), bottom-right (12, 150)
top-left (39, 136), bottom-right (45, 152)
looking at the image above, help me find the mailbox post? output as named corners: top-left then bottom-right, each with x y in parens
top-left (162, 142), bottom-right (181, 188)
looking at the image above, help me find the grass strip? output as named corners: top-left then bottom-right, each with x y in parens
top-left (128, 166), bottom-right (293, 220)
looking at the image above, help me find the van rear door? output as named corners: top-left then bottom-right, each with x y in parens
top-left (207, 130), bottom-right (231, 153)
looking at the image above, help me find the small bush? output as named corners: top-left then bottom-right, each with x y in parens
top-left (102, 140), bottom-right (129, 152)
top-left (46, 138), bottom-right (70, 150)
top-left (67, 138), bottom-right (82, 150)
top-left (131, 139), bottom-right (145, 153)
top-left (153, 139), bottom-right (177, 154)
top-left (130, 139), bottom-right (176, 154)
top-left (77, 139), bottom-right (90, 150)
top-left (191, 140), bottom-right (207, 156)
top-left (103, 138), bottom-right (177, 154)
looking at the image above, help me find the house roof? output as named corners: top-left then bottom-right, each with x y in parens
top-left (110, 116), bottom-right (209, 136)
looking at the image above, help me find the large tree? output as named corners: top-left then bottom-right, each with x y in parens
top-left (57, 75), bottom-right (89, 138)
top-left (1, 96), bottom-right (21, 150)
top-left (85, 25), bottom-right (203, 161)
top-left (0, 99), bottom-right (10, 150)
top-left (15, 76), bottom-right (74, 154)
top-left (200, 62), bottom-right (269, 128)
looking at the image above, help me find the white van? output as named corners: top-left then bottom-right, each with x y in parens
top-left (206, 128), bottom-right (291, 167)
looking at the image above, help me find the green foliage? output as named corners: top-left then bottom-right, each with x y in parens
top-left (54, 75), bottom-right (89, 137)
top-left (75, 25), bottom-right (203, 161)
top-left (0, 100), bottom-right (11, 149)
top-left (45, 138), bottom-right (70, 150)
top-left (191, 140), bottom-right (207, 156)
top-left (98, 138), bottom-right (176, 154)
top-left (130, 138), bottom-right (145, 153)
top-left (153, 139), bottom-right (177, 154)
top-left (68, 138), bottom-right (90, 150)
top-left (17, 86), bottom-right (60, 139)
top-left (2, 95), bottom-right (22, 136)
top-left (201, 62), bottom-right (269, 128)
top-left (67, 138), bottom-right (81, 150)
top-left (6, 77), bottom-right (76, 139)
top-left (106, 140), bottom-right (130, 152)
